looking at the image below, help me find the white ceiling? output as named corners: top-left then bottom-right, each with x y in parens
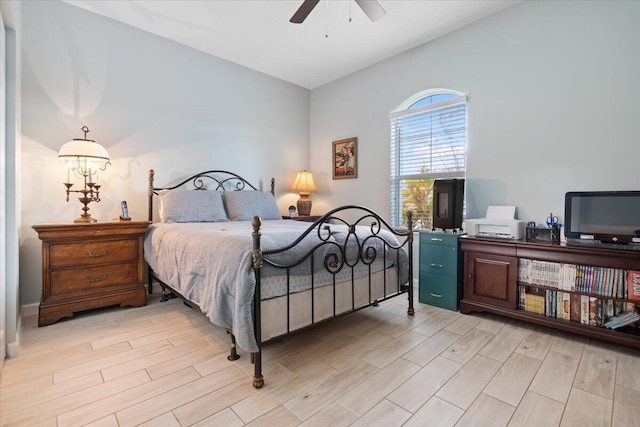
top-left (62, 0), bottom-right (520, 89)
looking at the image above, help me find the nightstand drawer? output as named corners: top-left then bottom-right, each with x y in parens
top-left (420, 244), bottom-right (458, 276)
top-left (50, 239), bottom-right (138, 269)
top-left (50, 262), bottom-right (139, 295)
top-left (419, 272), bottom-right (458, 310)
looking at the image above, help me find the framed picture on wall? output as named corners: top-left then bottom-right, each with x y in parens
top-left (332, 137), bottom-right (357, 179)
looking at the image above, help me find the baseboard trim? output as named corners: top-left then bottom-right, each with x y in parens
top-left (5, 302), bottom-right (38, 360)
top-left (21, 302), bottom-right (38, 318)
top-left (0, 330), bottom-right (4, 370)
top-left (6, 312), bottom-right (21, 359)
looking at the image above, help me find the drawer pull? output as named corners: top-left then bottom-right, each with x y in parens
top-left (430, 292), bottom-right (443, 298)
top-left (87, 273), bottom-right (108, 283)
top-left (86, 248), bottom-right (109, 258)
top-left (430, 263), bottom-right (444, 268)
top-left (430, 238), bottom-right (444, 242)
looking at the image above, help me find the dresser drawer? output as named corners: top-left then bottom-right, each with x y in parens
top-left (420, 244), bottom-right (458, 276)
top-left (50, 262), bottom-right (138, 295)
top-left (419, 272), bottom-right (459, 310)
top-left (50, 239), bottom-right (138, 269)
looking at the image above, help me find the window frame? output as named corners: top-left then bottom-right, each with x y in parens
top-left (390, 89), bottom-right (468, 229)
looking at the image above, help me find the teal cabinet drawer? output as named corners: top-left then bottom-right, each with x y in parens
top-left (420, 244), bottom-right (458, 276)
top-left (419, 272), bottom-right (459, 311)
top-left (420, 233), bottom-right (459, 247)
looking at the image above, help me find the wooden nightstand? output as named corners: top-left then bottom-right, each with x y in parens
top-left (283, 215), bottom-right (322, 222)
top-left (32, 220), bottom-right (150, 326)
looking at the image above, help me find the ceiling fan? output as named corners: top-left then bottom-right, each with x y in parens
top-left (290, 0), bottom-right (386, 24)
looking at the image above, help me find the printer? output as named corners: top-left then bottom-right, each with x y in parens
top-left (465, 206), bottom-right (525, 240)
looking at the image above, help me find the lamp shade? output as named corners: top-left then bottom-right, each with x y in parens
top-left (58, 126), bottom-right (109, 161)
top-left (58, 139), bottom-right (109, 162)
top-left (291, 170), bottom-right (317, 195)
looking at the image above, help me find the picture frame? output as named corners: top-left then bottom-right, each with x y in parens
top-left (332, 137), bottom-right (357, 179)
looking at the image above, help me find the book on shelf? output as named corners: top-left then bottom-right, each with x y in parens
top-left (605, 299), bottom-right (615, 319)
top-left (562, 292), bottom-right (571, 320)
top-left (570, 294), bottom-right (581, 322)
top-left (628, 271), bottom-right (640, 302)
top-left (519, 259), bottom-right (531, 284)
top-left (617, 269), bottom-right (626, 299)
top-left (589, 297), bottom-right (598, 326)
top-left (603, 309), bottom-right (640, 329)
top-left (580, 295), bottom-right (590, 324)
top-left (562, 263), bottom-right (576, 291)
top-left (595, 298), bottom-right (604, 326)
top-left (556, 291), bottom-right (564, 319)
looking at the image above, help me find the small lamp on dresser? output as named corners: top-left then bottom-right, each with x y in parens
top-left (58, 126), bottom-right (111, 223)
top-left (291, 170), bottom-right (317, 216)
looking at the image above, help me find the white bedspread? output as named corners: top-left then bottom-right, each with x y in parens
top-left (144, 219), bottom-right (409, 352)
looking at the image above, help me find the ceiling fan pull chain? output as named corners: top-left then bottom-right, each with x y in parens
top-left (325, 0), bottom-right (329, 37)
top-left (349, 0), bottom-right (352, 22)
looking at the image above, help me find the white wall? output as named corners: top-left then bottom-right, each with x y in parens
top-left (20, 1), bottom-right (310, 305)
top-left (310, 0), bottom-right (640, 225)
top-left (16, 0), bottom-right (640, 309)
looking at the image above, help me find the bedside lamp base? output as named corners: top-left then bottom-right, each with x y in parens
top-left (297, 194), bottom-right (312, 216)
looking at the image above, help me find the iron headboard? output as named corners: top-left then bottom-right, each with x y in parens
top-left (147, 169), bottom-right (275, 222)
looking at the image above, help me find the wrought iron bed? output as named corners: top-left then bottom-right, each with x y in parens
top-left (145, 169), bottom-right (414, 388)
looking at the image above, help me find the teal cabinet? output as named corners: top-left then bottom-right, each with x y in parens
top-left (419, 231), bottom-right (464, 311)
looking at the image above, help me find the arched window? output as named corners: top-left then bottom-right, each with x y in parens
top-left (390, 89), bottom-right (467, 228)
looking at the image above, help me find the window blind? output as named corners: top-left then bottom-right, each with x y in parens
top-left (390, 94), bottom-right (467, 228)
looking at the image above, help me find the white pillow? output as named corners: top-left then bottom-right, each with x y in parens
top-left (159, 190), bottom-right (228, 223)
top-left (223, 191), bottom-right (282, 221)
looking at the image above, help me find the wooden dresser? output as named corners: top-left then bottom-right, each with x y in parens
top-left (33, 220), bottom-right (150, 326)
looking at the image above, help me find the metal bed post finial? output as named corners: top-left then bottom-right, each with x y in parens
top-left (148, 169), bottom-right (155, 196)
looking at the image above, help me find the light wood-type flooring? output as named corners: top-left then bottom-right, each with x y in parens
top-left (1, 287), bottom-right (640, 426)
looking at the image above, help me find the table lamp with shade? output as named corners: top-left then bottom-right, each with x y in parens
top-left (58, 126), bottom-right (110, 223)
top-left (291, 170), bottom-right (317, 216)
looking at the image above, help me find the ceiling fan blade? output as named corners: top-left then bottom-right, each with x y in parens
top-left (290, 0), bottom-right (321, 24)
top-left (354, 0), bottom-right (386, 22)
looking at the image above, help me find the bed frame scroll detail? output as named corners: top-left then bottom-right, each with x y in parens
top-left (250, 205), bottom-right (414, 388)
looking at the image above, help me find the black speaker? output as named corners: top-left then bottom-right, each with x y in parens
top-left (433, 179), bottom-right (465, 231)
